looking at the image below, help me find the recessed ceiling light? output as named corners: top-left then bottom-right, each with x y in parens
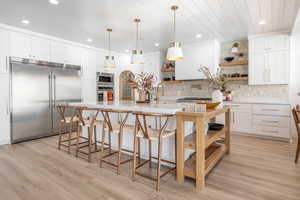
top-left (125, 49), bottom-right (130, 53)
top-left (49, 0), bottom-right (59, 5)
top-left (155, 43), bottom-right (160, 47)
top-left (258, 20), bottom-right (266, 25)
top-left (21, 19), bottom-right (30, 24)
top-left (196, 34), bottom-right (202, 38)
top-left (87, 38), bottom-right (93, 42)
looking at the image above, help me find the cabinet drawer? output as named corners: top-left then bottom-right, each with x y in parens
top-left (253, 115), bottom-right (290, 128)
top-left (252, 104), bottom-right (290, 116)
top-left (226, 103), bottom-right (251, 112)
top-left (253, 125), bottom-right (290, 138)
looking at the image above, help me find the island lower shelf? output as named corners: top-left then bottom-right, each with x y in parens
top-left (184, 143), bottom-right (226, 179)
top-left (184, 127), bottom-right (228, 150)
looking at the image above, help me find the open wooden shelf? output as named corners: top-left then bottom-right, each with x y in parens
top-left (184, 127), bottom-right (228, 150)
top-left (161, 80), bottom-right (183, 84)
top-left (220, 60), bottom-right (248, 67)
top-left (184, 143), bottom-right (226, 178)
top-left (161, 68), bottom-right (175, 72)
top-left (226, 77), bottom-right (248, 81)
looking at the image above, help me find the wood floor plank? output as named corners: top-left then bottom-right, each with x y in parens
top-left (0, 134), bottom-right (299, 200)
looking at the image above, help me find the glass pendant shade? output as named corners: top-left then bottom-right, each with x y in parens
top-left (167, 5), bottom-right (183, 61)
top-left (131, 18), bottom-right (144, 65)
top-left (104, 55), bottom-right (116, 69)
top-left (167, 42), bottom-right (183, 61)
top-left (103, 28), bottom-right (116, 69)
top-left (131, 49), bottom-right (144, 64)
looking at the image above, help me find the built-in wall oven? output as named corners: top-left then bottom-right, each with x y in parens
top-left (96, 72), bottom-right (114, 102)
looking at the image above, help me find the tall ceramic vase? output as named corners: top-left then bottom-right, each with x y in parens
top-left (212, 89), bottom-right (223, 108)
top-left (138, 90), bottom-right (146, 102)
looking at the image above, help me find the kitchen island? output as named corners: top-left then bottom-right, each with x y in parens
top-left (68, 101), bottom-right (231, 189)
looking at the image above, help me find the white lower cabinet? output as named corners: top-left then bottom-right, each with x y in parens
top-left (218, 103), bottom-right (291, 140)
top-left (0, 74), bottom-right (10, 144)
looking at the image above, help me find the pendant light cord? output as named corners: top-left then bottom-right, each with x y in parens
top-left (108, 30), bottom-right (111, 56)
top-left (173, 8), bottom-right (176, 42)
top-left (136, 21), bottom-right (139, 50)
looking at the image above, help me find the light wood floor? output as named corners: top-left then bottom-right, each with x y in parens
top-left (0, 134), bottom-right (299, 200)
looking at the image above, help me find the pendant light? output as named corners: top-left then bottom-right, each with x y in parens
top-left (104, 28), bottom-right (116, 69)
top-left (166, 5), bottom-right (183, 61)
top-left (131, 18), bottom-right (144, 64)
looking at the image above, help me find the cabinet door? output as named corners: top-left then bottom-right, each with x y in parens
top-left (269, 51), bottom-right (289, 84)
top-left (30, 36), bottom-right (50, 61)
top-left (81, 48), bottom-right (96, 78)
top-left (50, 41), bottom-right (68, 63)
top-left (66, 44), bottom-right (82, 65)
top-left (0, 29), bottom-right (9, 74)
top-left (267, 35), bottom-right (289, 51)
top-left (232, 111), bottom-right (252, 133)
top-left (249, 37), bottom-right (266, 53)
top-left (0, 74), bottom-right (10, 144)
top-left (10, 32), bottom-right (31, 58)
top-left (249, 52), bottom-right (267, 85)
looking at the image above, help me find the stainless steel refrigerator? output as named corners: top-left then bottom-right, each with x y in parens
top-left (9, 57), bottom-right (82, 143)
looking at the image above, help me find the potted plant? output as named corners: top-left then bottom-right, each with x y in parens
top-left (198, 66), bottom-right (231, 105)
top-left (129, 72), bottom-right (156, 102)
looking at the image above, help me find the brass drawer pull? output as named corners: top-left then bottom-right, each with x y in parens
top-left (261, 109), bottom-right (279, 111)
top-left (262, 120), bottom-right (279, 123)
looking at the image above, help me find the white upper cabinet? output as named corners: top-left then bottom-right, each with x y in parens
top-left (30, 36), bottom-right (51, 61)
top-left (81, 48), bottom-right (97, 78)
top-left (10, 31), bottom-right (50, 61)
top-left (0, 29), bottom-right (9, 74)
top-left (10, 32), bottom-right (31, 58)
top-left (249, 34), bottom-right (290, 85)
top-left (175, 39), bottom-right (220, 80)
top-left (50, 41), bottom-right (82, 65)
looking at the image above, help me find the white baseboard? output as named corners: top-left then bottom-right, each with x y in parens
top-left (0, 139), bottom-right (10, 145)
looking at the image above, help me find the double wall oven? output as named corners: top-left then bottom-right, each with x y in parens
top-left (96, 72), bottom-right (114, 102)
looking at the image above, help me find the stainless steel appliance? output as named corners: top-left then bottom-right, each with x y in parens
top-left (9, 57), bottom-right (81, 143)
top-left (96, 72), bottom-right (114, 102)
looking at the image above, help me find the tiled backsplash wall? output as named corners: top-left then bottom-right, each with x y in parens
top-left (163, 39), bottom-right (289, 99)
top-left (164, 80), bottom-right (289, 99)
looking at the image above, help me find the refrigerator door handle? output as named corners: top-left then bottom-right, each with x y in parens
top-left (48, 74), bottom-right (51, 108)
top-left (53, 75), bottom-right (56, 107)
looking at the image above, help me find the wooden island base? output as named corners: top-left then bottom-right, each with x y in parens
top-left (176, 107), bottom-right (231, 189)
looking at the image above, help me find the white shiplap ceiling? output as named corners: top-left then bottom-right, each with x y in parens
top-left (0, 0), bottom-right (299, 52)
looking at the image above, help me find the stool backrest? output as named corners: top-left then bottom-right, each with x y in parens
top-left (132, 112), bottom-right (174, 139)
top-left (100, 109), bottom-right (131, 131)
top-left (76, 107), bottom-right (99, 127)
top-left (56, 104), bottom-right (82, 122)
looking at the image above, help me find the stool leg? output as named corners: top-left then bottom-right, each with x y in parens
top-left (58, 121), bottom-right (63, 150)
top-left (138, 138), bottom-right (141, 164)
top-left (156, 137), bottom-right (162, 192)
top-left (68, 122), bottom-right (72, 154)
top-left (76, 125), bottom-right (81, 158)
top-left (94, 126), bottom-right (98, 151)
top-left (108, 130), bottom-right (112, 154)
top-left (132, 134), bottom-right (138, 180)
top-left (117, 130), bottom-right (124, 175)
top-left (100, 124), bottom-right (106, 168)
top-left (296, 138), bottom-right (300, 163)
top-left (88, 127), bottom-right (92, 162)
top-left (148, 140), bottom-right (152, 168)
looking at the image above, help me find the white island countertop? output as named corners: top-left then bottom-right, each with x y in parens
top-left (69, 101), bottom-right (185, 114)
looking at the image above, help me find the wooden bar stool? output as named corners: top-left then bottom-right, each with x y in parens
top-left (132, 111), bottom-right (176, 192)
top-left (75, 108), bottom-right (104, 162)
top-left (99, 109), bottom-right (134, 175)
top-left (292, 105), bottom-right (300, 163)
top-left (57, 105), bottom-right (83, 154)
